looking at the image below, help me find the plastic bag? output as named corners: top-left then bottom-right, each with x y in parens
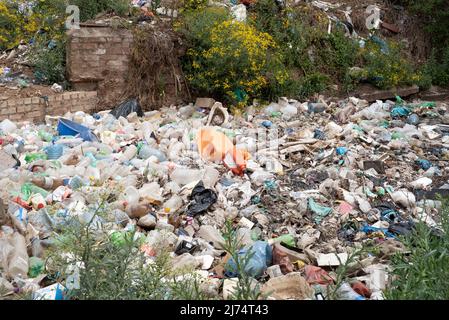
top-left (225, 241), bottom-right (273, 278)
top-left (197, 128), bottom-right (249, 176)
top-left (304, 265), bottom-right (334, 285)
top-left (186, 181), bottom-right (218, 216)
top-left (110, 99), bottom-right (144, 119)
top-left (308, 198), bottom-right (332, 224)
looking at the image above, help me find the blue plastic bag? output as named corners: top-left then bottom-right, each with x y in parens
top-left (390, 107), bottom-right (410, 118)
top-left (225, 241), bottom-right (273, 278)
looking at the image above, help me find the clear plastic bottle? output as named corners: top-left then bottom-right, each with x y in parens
top-left (336, 283), bottom-right (366, 300)
top-left (124, 186), bottom-right (140, 205)
top-left (163, 195), bottom-right (183, 214)
top-left (138, 145), bottom-right (167, 162)
top-left (8, 232), bottom-right (29, 278)
top-left (170, 168), bottom-right (203, 186)
top-left (122, 145), bottom-right (138, 162)
top-left (281, 104), bottom-right (298, 121)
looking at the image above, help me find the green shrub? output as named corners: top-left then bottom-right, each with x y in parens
top-left (0, 1), bottom-right (22, 50)
top-left (182, 0), bottom-right (208, 11)
top-left (179, 8), bottom-right (290, 106)
top-left (358, 38), bottom-right (420, 89)
top-left (398, 0), bottom-right (449, 50)
top-left (29, 35), bottom-right (66, 84)
top-left (385, 198), bottom-right (449, 300)
top-left (70, 0), bottom-right (130, 22)
top-left (250, 0), bottom-right (358, 97)
top-left (44, 197), bottom-right (207, 300)
top-left (297, 73), bottom-right (330, 98)
top-left (421, 47), bottom-right (449, 87)
top-left (396, 1), bottom-right (449, 87)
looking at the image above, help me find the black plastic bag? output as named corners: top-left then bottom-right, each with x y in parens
top-left (110, 99), bottom-right (144, 119)
top-left (186, 181), bottom-right (218, 217)
top-left (389, 221), bottom-right (415, 236)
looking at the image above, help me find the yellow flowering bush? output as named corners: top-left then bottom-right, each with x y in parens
top-left (181, 8), bottom-right (290, 106)
top-left (359, 38), bottom-right (420, 89)
top-left (0, 0), bottom-right (66, 51)
top-left (0, 1), bottom-right (21, 49)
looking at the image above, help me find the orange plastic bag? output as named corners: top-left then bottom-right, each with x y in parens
top-left (197, 128), bottom-right (250, 176)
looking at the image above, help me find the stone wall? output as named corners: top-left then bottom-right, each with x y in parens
top-left (0, 91), bottom-right (97, 123)
top-left (66, 25), bottom-right (133, 109)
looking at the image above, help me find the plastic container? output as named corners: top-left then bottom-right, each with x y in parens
top-left (38, 130), bottom-right (54, 142)
top-left (57, 118), bottom-right (98, 142)
top-left (7, 233), bottom-right (29, 278)
top-left (124, 186), bottom-right (140, 205)
top-left (281, 104), bottom-right (298, 121)
top-left (336, 283), bottom-right (366, 300)
top-left (30, 194), bottom-right (46, 210)
top-left (138, 145), bottom-right (167, 162)
top-left (163, 195), bottom-right (183, 214)
top-left (25, 153), bottom-right (47, 163)
top-left (45, 144), bottom-right (64, 160)
top-left (170, 168), bottom-right (203, 186)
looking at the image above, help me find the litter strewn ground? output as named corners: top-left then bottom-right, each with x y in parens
top-left (1, 94), bottom-right (448, 300)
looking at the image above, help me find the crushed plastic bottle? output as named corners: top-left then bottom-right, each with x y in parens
top-left (336, 283), bottom-right (366, 300)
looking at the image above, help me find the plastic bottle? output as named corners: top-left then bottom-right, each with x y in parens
top-left (45, 144), bottom-right (63, 160)
top-left (308, 103), bottom-right (327, 113)
top-left (31, 177), bottom-right (64, 191)
top-left (68, 176), bottom-right (86, 190)
top-left (138, 145), bottom-right (167, 162)
top-left (336, 283), bottom-right (365, 300)
top-left (8, 232), bottom-right (29, 278)
top-left (25, 153), bottom-right (47, 163)
top-left (21, 183), bottom-right (50, 199)
top-left (85, 152), bottom-right (98, 167)
top-left (124, 186), bottom-right (140, 205)
top-left (30, 194), bottom-right (46, 210)
top-left (163, 195), bottom-right (183, 214)
top-left (31, 237), bottom-right (44, 258)
top-left (122, 145), bottom-right (138, 162)
top-left (281, 104), bottom-right (298, 121)
top-left (38, 130), bottom-right (54, 142)
top-left (170, 168), bottom-right (204, 186)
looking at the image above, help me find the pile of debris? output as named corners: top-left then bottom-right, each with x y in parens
top-left (0, 94), bottom-right (448, 300)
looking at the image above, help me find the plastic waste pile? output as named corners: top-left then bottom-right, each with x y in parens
top-left (0, 94), bottom-right (448, 300)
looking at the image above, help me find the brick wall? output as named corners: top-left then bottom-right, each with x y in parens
top-left (0, 91), bottom-right (97, 123)
top-left (66, 26), bottom-right (133, 109)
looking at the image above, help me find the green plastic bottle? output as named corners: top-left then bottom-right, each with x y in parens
top-left (25, 153), bottom-right (47, 163)
top-left (28, 257), bottom-right (44, 278)
top-left (274, 234), bottom-right (296, 248)
top-left (38, 130), bottom-right (53, 142)
top-left (21, 182), bottom-right (49, 200)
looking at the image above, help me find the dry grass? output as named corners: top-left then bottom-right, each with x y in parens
top-left (124, 22), bottom-right (190, 110)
